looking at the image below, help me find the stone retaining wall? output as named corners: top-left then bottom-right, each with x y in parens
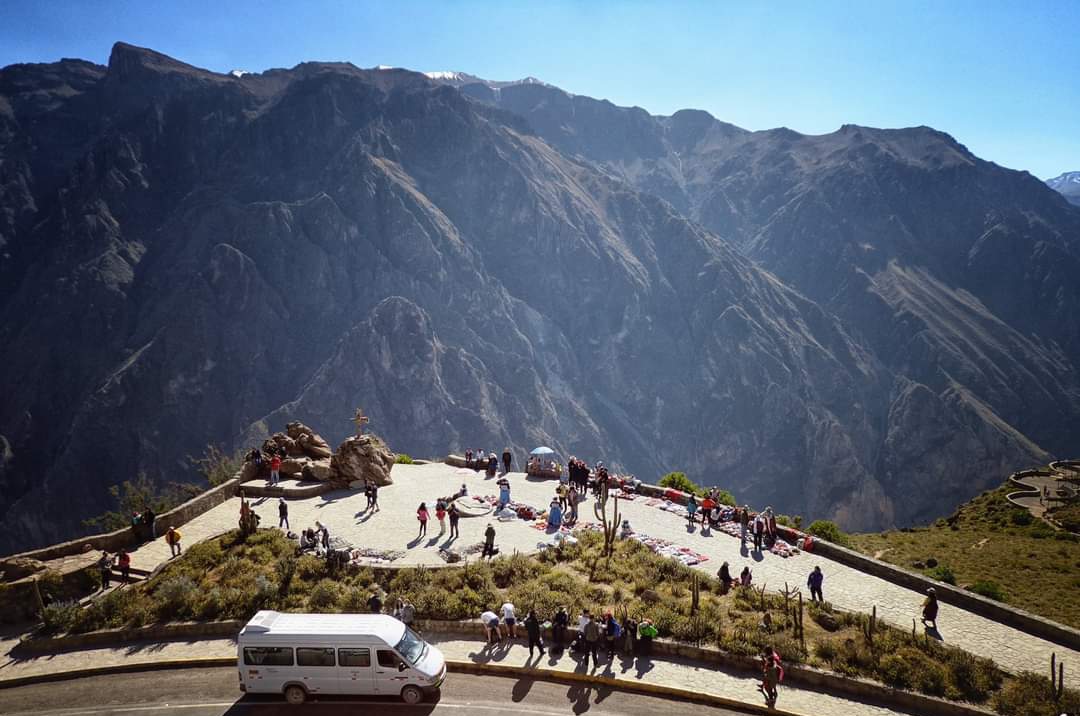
top-left (2, 475), bottom-right (245, 566)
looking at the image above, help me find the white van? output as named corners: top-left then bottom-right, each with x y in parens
top-left (237, 610), bottom-right (446, 705)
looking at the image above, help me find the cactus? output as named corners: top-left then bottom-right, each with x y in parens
top-left (793, 592), bottom-right (805, 650)
top-left (691, 573), bottom-right (700, 614)
top-left (862, 604), bottom-right (877, 645)
top-left (594, 494), bottom-right (621, 557)
top-left (1051, 652), bottom-right (1065, 702)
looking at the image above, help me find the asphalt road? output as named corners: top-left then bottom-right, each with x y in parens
top-left (0, 667), bottom-right (754, 716)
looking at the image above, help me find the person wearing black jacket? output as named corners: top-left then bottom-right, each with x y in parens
top-left (524, 610), bottom-right (545, 658)
top-left (501, 448), bottom-right (512, 475)
top-left (552, 606), bottom-right (569, 650)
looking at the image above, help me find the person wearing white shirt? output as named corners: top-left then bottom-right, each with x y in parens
top-left (481, 610), bottom-right (502, 645)
top-left (501, 601), bottom-right (517, 638)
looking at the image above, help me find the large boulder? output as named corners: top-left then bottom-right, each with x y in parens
top-left (331, 434), bottom-right (395, 486)
top-left (0, 556), bottom-right (46, 582)
top-left (263, 433), bottom-right (303, 457)
top-left (280, 457), bottom-right (308, 476)
top-left (301, 458), bottom-right (333, 482)
top-left (284, 421), bottom-right (333, 459)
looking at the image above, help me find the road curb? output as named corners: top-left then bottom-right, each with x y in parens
top-left (0, 657), bottom-right (235, 690)
top-left (449, 659), bottom-right (800, 716)
top-left (0, 656), bottom-right (794, 714)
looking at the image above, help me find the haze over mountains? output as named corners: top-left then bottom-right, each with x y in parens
top-left (1, 44), bottom-right (1079, 553)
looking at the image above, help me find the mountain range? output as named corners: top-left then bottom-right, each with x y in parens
top-left (1048, 171), bottom-right (1080, 206)
top-left (0, 43), bottom-right (1078, 554)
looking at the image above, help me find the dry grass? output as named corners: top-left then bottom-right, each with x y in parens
top-left (850, 485), bottom-right (1080, 628)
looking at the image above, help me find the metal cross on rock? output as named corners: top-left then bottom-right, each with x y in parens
top-left (352, 408), bottom-right (370, 436)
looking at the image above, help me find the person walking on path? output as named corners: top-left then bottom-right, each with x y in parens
top-left (922, 587), bottom-right (939, 630)
top-left (752, 513), bottom-right (765, 552)
top-left (501, 601), bottom-right (518, 639)
top-left (583, 613), bottom-right (603, 669)
top-left (552, 606), bottom-right (569, 651)
top-left (367, 591), bottom-right (383, 614)
top-left (686, 494), bottom-right (698, 528)
top-left (269, 454), bottom-right (281, 486)
top-left (436, 501), bottom-right (447, 535)
top-left (98, 551), bottom-right (113, 589)
top-left (524, 610), bottom-right (545, 657)
top-left (370, 481), bottom-right (380, 512)
top-left (502, 448), bottom-right (512, 476)
top-left (482, 523), bottom-right (497, 558)
top-left (165, 526), bottom-right (182, 557)
top-left (416, 502), bottom-right (429, 538)
top-left (364, 480), bottom-right (374, 511)
top-left (740, 506), bottom-right (750, 544)
top-left (807, 566), bottom-right (824, 602)
top-left (568, 484), bottom-right (579, 521)
top-left (278, 498), bottom-right (289, 530)
top-left (117, 548), bottom-right (131, 584)
top-left (448, 504), bottom-right (460, 539)
top-left (759, 646), bottom-right (782, 707)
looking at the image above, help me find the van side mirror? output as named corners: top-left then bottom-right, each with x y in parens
top-left (398, 662), bottom-right (407, 672)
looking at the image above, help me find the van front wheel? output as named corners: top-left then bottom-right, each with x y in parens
top-left (284, 685), bottom-right (307, 705)
top-left (400, 685), bottom-right (424, 705)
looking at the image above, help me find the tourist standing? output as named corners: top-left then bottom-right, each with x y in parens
top-left (568, 483), bottom-right (579, 521)
top-left (497, 479), bottom-right (511, 509)
top-left (370, 481), bottom-right (380, 512)
top-left (752, 513), bottom-right (765, 551)
top-left (117, 548), bottom-right (131, 584)
top-left (552, 606), bottom-right (569, 650)
top-left (416, 502), bottom-right (429, 538)
top-left (501, 600), bottom-right (518, 638)
top-left (98, 551), bottom-right (113, 589)
top-left (701, 494), bottom-right (716, 527)
top-left (165, 526), bottom-right (182, 557)
top-left (368, 591), bottom-right (383, 614)
top-left (364, 480), bottom-right (374, 510)
top-left (524, 610), bottom-right (545, 657)
top-left (502, 447), bottom-right (512, 475)
top-left (278, 497), bottom-right (289, 530)
top-left (740, 506), bottom-right (750, 544)
top-left (269, 453), bottom-right (281, 486)
top-left (557, 481), bottom-right (569, 511)
top-left (583, 614), bottom-right (602, 669)
top-left (807, 566), bottom-right (824, 602)
top-left (482, 523), bottom-right (496, 558)
top-left (686, 494), bottom-right (699, 528)
top-left (637, 618), bottom-right (657, 656)
top-left (448, 504), bottom-right (460, 539)
top-left (143, 506), bottom-right (156, 540)
top-left (436, 500), bottom-right (447, 534)
top-left (740, 565), bottom-right (753, 587)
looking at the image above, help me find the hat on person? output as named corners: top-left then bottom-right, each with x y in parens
top-left (927, 587), bottom-right (936, 594)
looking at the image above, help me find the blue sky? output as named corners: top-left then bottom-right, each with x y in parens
top-left (2, 0), bottom-right (1078, 179)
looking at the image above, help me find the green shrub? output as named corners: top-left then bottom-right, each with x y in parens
top-left (40, 599), bottom-right (81, 635)
top-left (658, 472), bottom-right (703, 496)
top-left (967, 580), bottom-right (1007, 602)
top-left (1010, 510), bottom-right (1034, 526)
top-left (776, 514), bottom-right (803, 529)
top-left (993, 670), bottom-right (1080, 716)
top-left (395, 454), bottom-right (414, 465)
top-left (806, 520), bottom-right (851, 547)
top-left (943, 649), bottom-right (1000, 702)
top-left (308, 579), bottom-right (343, 612)
top-left (154, 575), bottom-right (196, 620)
top-left (928, 565), bottom-right (957, 585)
top-left (712, 489), bottom-right (737, 506)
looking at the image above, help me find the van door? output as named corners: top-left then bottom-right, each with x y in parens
top-left (295, 647), bottom-right (338, 694)
top-left (375, 648), bottom-right (411, 695)
top-left (337, 647), bottom-right (375, 695)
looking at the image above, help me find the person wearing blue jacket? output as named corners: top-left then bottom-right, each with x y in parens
top-left (807, 566), bottom-right (824, 602)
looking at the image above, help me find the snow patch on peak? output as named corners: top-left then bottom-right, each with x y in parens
top-left (229, 69), bottom-right (250, 78)
top-left (424, 71), bottom-right (462, 81)
top-left (374, 65), bottom-right (394, 70)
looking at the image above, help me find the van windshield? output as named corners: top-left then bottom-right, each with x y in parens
top-left (394, 627), bottom-right (427, 665)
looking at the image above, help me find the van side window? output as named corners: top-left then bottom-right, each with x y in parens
top-left (377, 650), bottom-right (402, 668)
top-left (338, 648), bottom-right (371, 667)
top-left (296, 647), bottom-right (336, 667)
top-left (243, 647), bottom-right (293, 666)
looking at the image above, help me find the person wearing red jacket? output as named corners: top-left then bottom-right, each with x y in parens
top-left (269, 454), bottom-right (281, 485)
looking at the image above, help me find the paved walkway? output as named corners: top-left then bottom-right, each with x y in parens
top-left (0, 631), bottom-right (920, 715)
top-left (1008, 469), bottom-right (1077, 520)
top-left (122, 462), bottom-right (1078, 687)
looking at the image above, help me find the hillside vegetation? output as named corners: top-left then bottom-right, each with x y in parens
top-left (851, 485), bottom-right (1080, 628)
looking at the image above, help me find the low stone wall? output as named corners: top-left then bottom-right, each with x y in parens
top-left (2, 475), bottom-right (245, 566)
top-left (238, 481), bottom-right (335, 499)
top-left (17, 620), bottom-right (245, 655)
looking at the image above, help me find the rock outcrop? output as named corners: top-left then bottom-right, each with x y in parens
top-left (331, 434), bottom-right (395, 487)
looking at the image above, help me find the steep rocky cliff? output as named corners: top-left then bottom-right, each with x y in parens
top-left (0, 45), bottom-right (1075, 551)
